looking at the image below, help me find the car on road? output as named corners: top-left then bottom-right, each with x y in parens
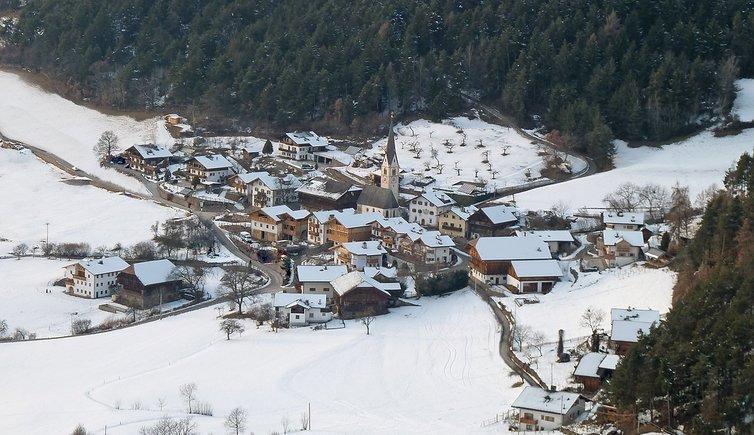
top-left (239, 231), bottom-right (253, 243)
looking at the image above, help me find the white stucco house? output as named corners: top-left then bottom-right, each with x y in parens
top-left (186, 154), bottom-right (235, 183)
top-left (602, 211), bottom-right (645, 231)
top-left (512, 386), bottom-right (588, 431)
top-left (335, 240), bottom-right (387, 270)
top-left (273, 293), bottom-right (332, 326)
top-left (408, 189), bottom-right (456, 227)
top-left (65, 256), bottom-right (129, 299)
top-left (295, 264), bottom-right (349, 303)
top-left (601, 230), bottom-right (644, 267)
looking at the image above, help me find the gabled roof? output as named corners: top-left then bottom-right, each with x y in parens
top-left (330, 271), bottom-right (392, 297)
top-left (296, 177), bottom-right (361, 200)
top-left (273, 292), bottom-right (327, 309)
top-left (130, 144), bottom-right (173, 159)
top-left (333, 212), bottom-right (382, 229)
top-left (510, 259), bottom-right (562, 278)
top-left (511, 386), bottom-right (585, 415)
top-left (374, 216), bottom-right (425, 236)
top-left (599, 354), bottom-right (621, 371)
top-left (414, 188), bottom-right (456, 208)
top-left (611, 308), bottom-right (660, 323)
top-left (610, 320), bottom-right (655, 343)
top-left (602, 211), bottom-right (645, 226)
top-left (445, 205), bottom-right (478, 221)
top-left (602, 230), bottom-right (644, 247)
top-left (515, 230), bottom-right (575, 243)
top-left (341, 240), bottom-right (387, 256)
top-left (131, 259), bottom-right (176, 286)
top-left (71, 256), bottom-right (129, 275)
top-left (311, 208), bottom-right (355, 223)
top-left (574, 352), bottom-right (608, 378)
top-left (296, 265), bottom-right (348, 283)
top-left (236, 172), bottom-right (301, 190)
top-left (259, 205), bottom-right (310, 222)
top-left (285, 131), bottom-right (328, 147)
top-left (416, 231), bottom-right (455, 248)
top-left (192, 154), bottom-right (233, 170)
top-left (469, 237), bottom-right (551, 261)
top-left (363, 266), bottom-right (397, 280)
top-left (476, 204), bottom-right (518, 225)
top-left (357, 185), bottom-right (400, 210)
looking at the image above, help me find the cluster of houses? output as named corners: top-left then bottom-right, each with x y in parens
top-left (64, 256), bottom-right (184, 309)
top-left (510, 307), bottom-right (661, 431)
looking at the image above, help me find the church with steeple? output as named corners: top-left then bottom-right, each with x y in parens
top-left (380, 113), bottom-right (400, 197)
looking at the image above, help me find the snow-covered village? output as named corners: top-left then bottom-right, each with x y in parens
top-left (2, 3), bottom-right (754, 434)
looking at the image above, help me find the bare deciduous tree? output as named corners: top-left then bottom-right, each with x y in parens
top-left (512, 324), bottom-right (532, 351)
top-left (637, 183), bottom-right (670, 221)
top-left (93, 131), bottom-right (121, 163)
top-left (550, 201), bottom-right (570, 220)
top-left (667, 183), bottom-right (695, 239)
top-left (359, 309), bottom-right (377, 335)
top-left (281, 417), bottom-right (291, 434)
top-left (179, 383), bottom-right (198, 414)
top-left (528, 330), bottom-right (547, 356)
top-left (139, 416), bottom-right (197, 435)
top-left (579, 306), bottom-right (605, 335)
top-left (170, 266), bottom-right (206, 301)
top-left (603, 182), bottom-right (642, 212)
top-left (12, 243), bottom-right (28, 259)
top-left (71, 318), bottom-right (92, 335)
top-left (300, 411), bottom-right (309, 431)
top-left (501, 145), bottom-right (511, 156)
top-left (694, 184), bottom-right (719, 211)
top-left (0, 319), bottom-right (8, 337)
top-left (219, 267), bottom-right (260, 316)
top-left (219, 319), bottom-right (245, 340)
top-left (436, 163), bottom-right (445, 175)
top-left (224, 407), bottom-right (247, 435)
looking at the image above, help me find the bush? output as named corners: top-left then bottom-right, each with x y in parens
top-left (54, 242), bottom-right (91, 258)
top-left (71, 318), bottom-right (92, 335)
top-left (415, 270), bottom-right (469, 297)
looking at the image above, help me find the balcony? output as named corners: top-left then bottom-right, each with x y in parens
top-left (519, 416), bottom-right (538, 425)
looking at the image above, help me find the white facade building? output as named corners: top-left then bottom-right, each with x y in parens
top-left (65, 256), bottom-right (129, 299)
top-left (512, 386), bottom-right (587, 431)
top-left (601, 230), bottom-right (644, 266)
top-left (188, 154), bottom-right (235, 183)
top-left (335, 240), bottom-right (387, 270)
top-left (296, 264), bottom-right (349, 303)
top-left (602, 211), bottom-right (645, 231)
top-left (273, 293), bottom-right (332, 326)
top-left (408, 189), bottom-right (456, 227)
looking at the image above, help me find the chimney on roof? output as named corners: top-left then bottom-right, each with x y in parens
top-left (362, 241), bottom-right (367, 249)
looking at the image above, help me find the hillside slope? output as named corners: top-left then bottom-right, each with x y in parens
top-left (3, 0), bottom-right (754, 167)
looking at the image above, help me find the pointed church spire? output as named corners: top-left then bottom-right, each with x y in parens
top-left (385, 112), bottom-right (397, 164)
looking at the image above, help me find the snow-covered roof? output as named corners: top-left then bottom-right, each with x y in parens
top-left (611, 308), bottom-right (660, 324)
top-left (193, 154), bottom-right (233, 170)
top-left (599, 354), bottom-right (621, 371)
top-left (602, 230), bottom-right (644, 247)
top-left (235, 172), bottom-right (301, 190)
top-left (417, 231), bottom-right (455, 248)
top-left (297, 177), bottom-right (361, 200)
top-left (131, 259), bottom-right (176, 286)
top-left (511, 386), bottom-right (584, 415)
top-left (574, 352), bottom-right (607, 378)
top-left (311, 208), bottom-right (355, 223)
top-left (480, 204), bottom-right (518, 225)
top-left (364, 266), bottom-right (397, 279)
top-left (602, 211), bottom-right (645, 226)
top-left (273, 292), bottom-right (327, 309)
top-left (374, 217), bottom-right (425, 236)
top-left (334, 212), bottom-right (381, 229)
top-left (414, 188), bottom-right (456, 208)
top-left (330, 271), bottom-right (392, 297)
top-left (132, 144), bottom-right (173, 159)
top-left (261, 205), bottom-right (310, 222)
top-left (470, 237), bottom-right (551, 261)
top-left (341, 240), bottom-right (387, 256)
top-left (285, 131), bottom-right (328, 147)
top-left (610, 320), bottom-right (655, 343)
top-left (510, 259), bottom-right (562, 278)
top-left (446, 205), bottom-right (478, 221)
top-left (515, 230), bottom-right (575, 243)
top-left (296, 265), bottom-right (348, 283)
top-left (72, 256), bottom-right (129, 275)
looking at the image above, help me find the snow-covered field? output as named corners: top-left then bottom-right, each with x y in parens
top-left (499, 265), bottom-right (675, 343)
top-left (0, 70), bottom-right (174, 193)
top-left (0, 289), bottom-right (522, 434)
top-left (370, 116), bottom-right (574, 191)
top-left (516, 78), bottom-right (754, 211)
top-left (0, 148), bottom-right (184, 253)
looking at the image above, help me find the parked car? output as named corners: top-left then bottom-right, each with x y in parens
top-left (239, 231), bottom-right (253, 243)
top-left (110, 155), bottom-right (126, 164)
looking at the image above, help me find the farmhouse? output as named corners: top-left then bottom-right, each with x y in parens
top-left (602, 211), bottom-right (645, 231)
top-left (230, 171), bottom-right (301, 207)
top-left (325, 211), bottom-right (382, 245)
top-left (297, 177), bottom-right (362, 211)
top-left (468, 204), bottom-right (520, 237)
top-left (185, 154), bottom-right (235, 183)
top-left (574, 352), bottom-right (621, 392)
top-left (515, 230), bottom-right (576, 255)
top-left (371, 216), bottom-right (425, 249)
top-left (512, 386), bottom-right (588, 431)
top-left (295, 264), bottom-right (349, 303)
top-left (507, 259), bottom-right (562, 294)
top-left (399, 231), bottom-right (455, 264)
top-left (278, 131), bottom-right (328, 161)
top-left (248, 205), bottom-right (310, 242)
top-left (356, 185), bottom-right (401, 218)
top-left (330, 271), bottom-right (392, 319)
top-left (307, 209), bottom-right (354, 244)
top-left (600, 230), bottom-right (644, 267)
top-left (272, 293), bottom-right (332, 326)
top-left (335, 240), bottom-right (387, 270)
top-left (123, 144), bottom-right (173, 176)
top-left (468, 236), bottom-right (551, 285)
top-left (115, 259), bottom-right (182, 309)
top-left (438, 205), bottom-right (477, 239)
top-left (408, 189), bottom-right (456, 227)
top-left (609, 308), bottom-right (660, 355)
top-left (64, 256), bottom-right (129, 299)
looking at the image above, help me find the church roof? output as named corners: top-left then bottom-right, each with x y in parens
top-left (357, 185), bottom-right (400, 210)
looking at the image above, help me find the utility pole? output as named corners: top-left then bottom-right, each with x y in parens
top-left (45, 222), bottom-right (49, 253)
top-left (308, 402), bottom-right (311, 430)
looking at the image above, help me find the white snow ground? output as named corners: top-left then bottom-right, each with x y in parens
top-left (0, 289), bottom-right (522, 434)
top-left (516, 78), bottom-right (754, 211)
top-left (369, 116), bottom-right (563, 191)
top-left (0, 69), bottom-right (174, 193)
top-left (0, 148), bottom-right (184, 252)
